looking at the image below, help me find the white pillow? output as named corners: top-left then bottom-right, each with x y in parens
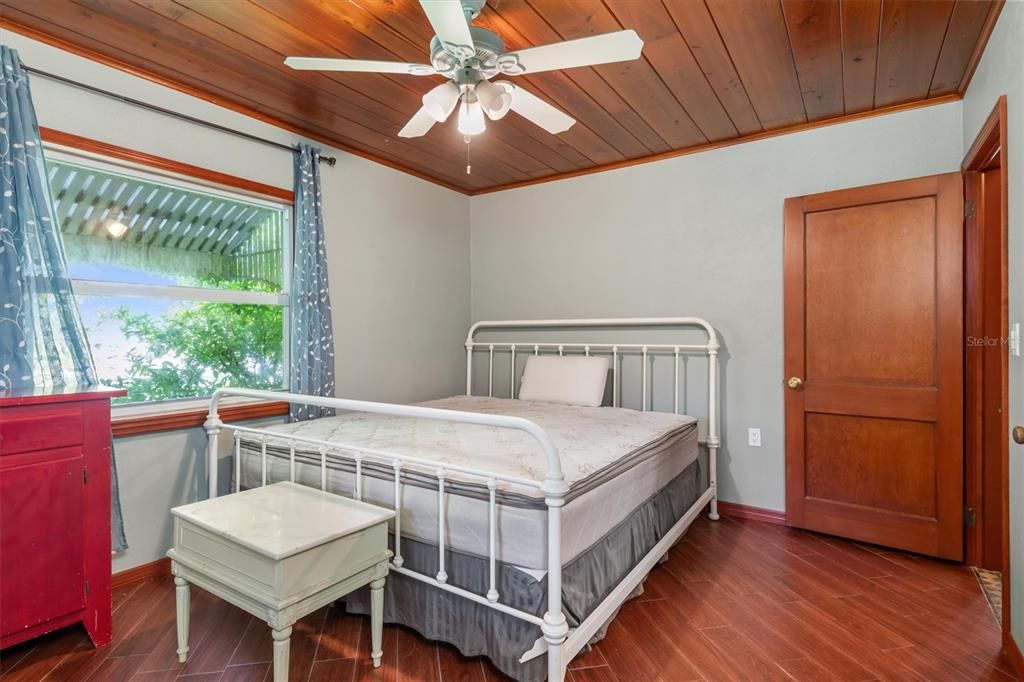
top-left (517, 355), bottom-right (610, 407)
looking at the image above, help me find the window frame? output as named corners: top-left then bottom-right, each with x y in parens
top-left (41, 129), bottom-right (295, 431)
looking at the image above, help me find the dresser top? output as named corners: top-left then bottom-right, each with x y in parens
top-left (0, 384), bottom-right (126, 407)
top-left (171, 482), bottom-right (395, 560)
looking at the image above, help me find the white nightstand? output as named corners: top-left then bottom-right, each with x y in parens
top-left (167, 482), bottom-right (394, 681)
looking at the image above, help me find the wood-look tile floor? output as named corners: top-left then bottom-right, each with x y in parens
top-left (1, 515), bottom-right (1017, 681)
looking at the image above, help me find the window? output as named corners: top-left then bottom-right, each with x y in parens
top-left (45, 149), bottom-right (291, 406)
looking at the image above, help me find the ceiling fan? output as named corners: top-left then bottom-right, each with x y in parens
top-left (283, 0), bottom-right (644, 139)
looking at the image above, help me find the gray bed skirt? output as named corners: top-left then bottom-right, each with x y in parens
top-left (342, 460), bottom-right (703, 681)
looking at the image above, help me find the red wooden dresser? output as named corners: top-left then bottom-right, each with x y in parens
top-left (0, 386), bottom-right (125, 649)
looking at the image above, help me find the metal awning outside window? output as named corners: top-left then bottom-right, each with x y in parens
top-left (48, 158), bottom-right (287, 288)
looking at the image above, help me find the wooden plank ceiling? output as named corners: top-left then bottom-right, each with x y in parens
top-left (1, 0), bottom-right (1003, 194)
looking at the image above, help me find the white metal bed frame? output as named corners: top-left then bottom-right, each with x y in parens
top-left (203, 317), bottom-right (720, 681)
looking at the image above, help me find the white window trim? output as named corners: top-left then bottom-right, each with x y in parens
top-left (45, 144), bottom-right (294, 406)
top-left (73, 280), bottom-right (288, 306)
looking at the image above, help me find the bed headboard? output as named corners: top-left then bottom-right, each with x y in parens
top-left (464, 317), bottom-right (720, 446)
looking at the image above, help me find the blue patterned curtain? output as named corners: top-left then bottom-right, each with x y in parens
top-left (290, 144), bottom-right (335, 421)
top-left (1, 46), bottom-right (127, 551)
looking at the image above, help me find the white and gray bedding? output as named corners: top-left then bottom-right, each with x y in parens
top-left (238, 395), bottom-right (699, 570)
top-left (343, 461), bottom-right (703, 682)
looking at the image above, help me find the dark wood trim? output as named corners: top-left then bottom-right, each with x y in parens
top-left (112, 400), bottom-right (289, 438)
top-left (957, 1), bottom-right (1007, 97)
top-left (961, 95), bottom-right (1010, 644)
top-left (1007, 632), bottom-right (1024, 681)
top-left (1, 18), bottom-right (470, 196)
top-left (40, 127), bottom-right (294, 202)
top-left (964, 167), bottom-right (985, 567)
top-left (962, 97), bottom-right (1007, 172)
top-left (469, 95), bottom-right (963, 196)
top-left (112, 557), bottom-right (171, 589)
top-left (716, 501), bottom-right (786, 526)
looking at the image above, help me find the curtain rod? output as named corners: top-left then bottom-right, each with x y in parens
top-left (23, 65), bottom-right (338, 167)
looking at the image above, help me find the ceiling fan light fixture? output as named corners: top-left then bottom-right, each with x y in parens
top-left (457, 97), bottom-right (486, 135)
top-left (422, 81), bottom-right (460, 122)
top-left (286, 2), bottom-right (641, 141)
top-left (475, 79), bottom-right (513, 120)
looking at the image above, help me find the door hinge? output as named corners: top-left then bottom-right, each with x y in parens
top-left (964, 506), bottom-right (977, 528)
top-left (83, 468), bottom-right (88, 485)
top-left (965, 200), bottom-right (976, 219)
top-left (84, 580), bottom-right (90, 597)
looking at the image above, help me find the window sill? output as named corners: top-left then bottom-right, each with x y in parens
top-left (112, 398), bottom-right (289, 437)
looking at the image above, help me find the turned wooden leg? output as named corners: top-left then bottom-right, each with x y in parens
top-left (370, 577), bottom-right (385, 668)
top-left (272, 626), bottom-right (292, 682)
top-left (174, 577), bottom-right (190, 663)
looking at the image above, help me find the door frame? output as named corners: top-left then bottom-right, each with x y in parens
top-left (962, 95), bottom-right (1009, 645)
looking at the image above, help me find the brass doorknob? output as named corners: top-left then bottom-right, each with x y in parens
top-left (787, 377), bottom-right (804, 389)
top-left (1013, 426), bottom-right (1024, 445)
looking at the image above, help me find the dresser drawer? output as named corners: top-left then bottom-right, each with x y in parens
top-left (0, 404), bottom-right (83, 455)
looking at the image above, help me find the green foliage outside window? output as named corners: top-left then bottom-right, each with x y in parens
top-left (106, 278), bottom-right (284, 403)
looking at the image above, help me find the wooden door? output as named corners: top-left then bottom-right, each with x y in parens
top-left (784, 173), bottom-right (964, 560)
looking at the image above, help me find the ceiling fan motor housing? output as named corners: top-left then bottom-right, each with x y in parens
top-left (430, 26), bottom-right (513, 83)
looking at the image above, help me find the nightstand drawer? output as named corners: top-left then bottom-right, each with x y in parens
top-left (279, 522), bottom-right (389, 597)
top-left (176, 522), bottom-right (277, 589)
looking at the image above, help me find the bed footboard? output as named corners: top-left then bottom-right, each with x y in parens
top-left (205, 387), bottom-right (570, 680)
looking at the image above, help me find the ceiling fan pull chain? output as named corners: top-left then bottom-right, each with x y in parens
top-left (465, 135), bottom-right (472, 175)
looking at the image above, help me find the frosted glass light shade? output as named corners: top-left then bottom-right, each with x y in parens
top-left (458, 99), bottom-right (486, 135)
top-left (476, 79), bottom-right (512, 120)
top-left (422, 82), bottom-right (460, 122)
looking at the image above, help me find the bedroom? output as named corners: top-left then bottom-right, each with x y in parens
top-left (0, 0), bottom-right (1021, 680)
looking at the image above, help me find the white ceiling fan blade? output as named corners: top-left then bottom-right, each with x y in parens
top-left (499, 30), bottom-right (644, 75)
top-left (419, 1), bottom-right (475, 59)
top-left (284, 57), bottom-right (434, 76)
top-left (398, 108), bottom-right (438, 138)
top-left (502, 83), bottom-right (575, 134)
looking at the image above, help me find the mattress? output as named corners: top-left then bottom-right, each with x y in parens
top-left (238, 395), bottom-right (699, 570)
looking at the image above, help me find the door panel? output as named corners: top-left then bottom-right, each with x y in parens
top-left (0, 447), bottom-right (86, 637)
top-left (784, 172), bottom-right (964, 560)
top-left (805, 198), bottom-right (937, 386)
top-left (805, 414), bottom-right (937, 517)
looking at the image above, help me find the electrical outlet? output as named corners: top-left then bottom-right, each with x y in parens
top-left (1010, 323), bottom-right (1021, 357)
top-left (748, 428), bottom-right (761, 447)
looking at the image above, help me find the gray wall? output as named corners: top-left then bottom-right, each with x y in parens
top-left (469, 102), bottom-right (964, 511)
top-left (962, 1), bottom-right (1024, 650)
top-left (4, 30), bottom-right (471, 571)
